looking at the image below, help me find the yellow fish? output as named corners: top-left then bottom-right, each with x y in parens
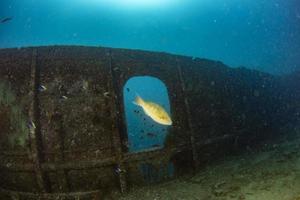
top-left (133, 95), bottom-right (172, 126)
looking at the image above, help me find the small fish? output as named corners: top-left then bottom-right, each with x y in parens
top-left (27, 121), bottom-right (36, 129)
top-left (133, 95), bottom-right (172, 126)
top-left (61, 95), bottom-right (68, 100)
top-left (126, 88), bottom-right (130, 92)
top-left (1, 17), bottom-right (13, 23)
top-left (151, 144), bottom-right (161, 148)
top-left (115, 165), bottom-right (126, 174)
top-left (38, 85), bottom-right (47, 92)
top-left (115, 167), bottom-right (122, 174)
top-left (82, 80), bottom-right (88, 90)
top-left (146, 132), bottom-right (156, 138)
top-left (103, 92), bottom-right (110, 98)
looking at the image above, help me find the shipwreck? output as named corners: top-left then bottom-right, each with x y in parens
top-left (0, 46), bottom-right (299, 199)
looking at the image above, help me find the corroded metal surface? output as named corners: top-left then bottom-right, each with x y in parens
top-left (0, 47), bottom-right (39, 193)
top-left (0, 46), bottom-right (299, 199)
top-left (107, 49), bottom-right (128, 193)
top-left (28, 48), bottom-right (51, 192)
top-left (176, 62), bottom-right (199, 169)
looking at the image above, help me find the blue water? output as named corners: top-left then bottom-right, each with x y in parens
top-left (1, 0), bottom-right (300, 74)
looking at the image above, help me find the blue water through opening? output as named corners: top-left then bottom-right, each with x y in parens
top-left (123, 76), bottom-right (171, 152)
top-left (123, 76), bottom-right (174, 181)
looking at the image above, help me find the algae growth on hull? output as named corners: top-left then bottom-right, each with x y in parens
top-left (0, 81), bottom-right (28, 148)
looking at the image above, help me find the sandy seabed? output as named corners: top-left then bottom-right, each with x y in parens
top-left (117, 133), bottom-right (300, 200)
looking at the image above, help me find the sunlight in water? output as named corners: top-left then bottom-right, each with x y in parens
top-left (78, 0), bottom-right (180, 9)
top-left (117, 0), bottom-right (172, 7)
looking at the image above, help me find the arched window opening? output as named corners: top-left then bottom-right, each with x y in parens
top-left (123, 76), bottom-right (172, 152)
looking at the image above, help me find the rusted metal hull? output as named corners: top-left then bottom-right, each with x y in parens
top-left (0, 46), bottom-right (299, 199)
